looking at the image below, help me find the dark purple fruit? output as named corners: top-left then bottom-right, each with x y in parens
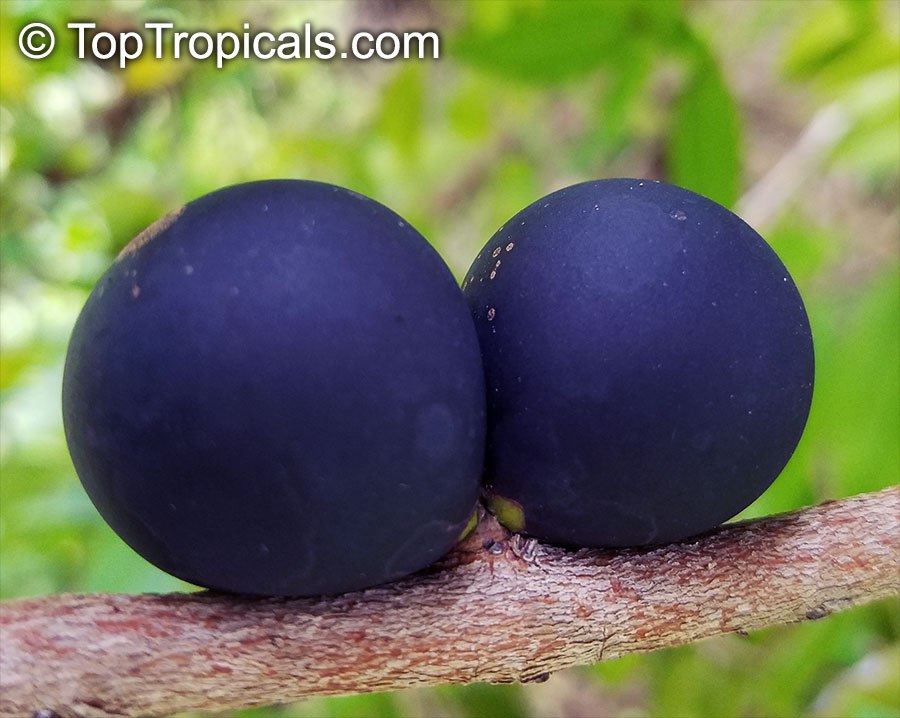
top-left (63, 180), bottom-right (485, 595)
top-left (463, 179), bottom-right (814, 547)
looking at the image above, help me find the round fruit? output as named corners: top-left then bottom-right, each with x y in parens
top-left (63, 180), bottom-right (485, 595)
top-left (463, 179), bottom-right (814, 547)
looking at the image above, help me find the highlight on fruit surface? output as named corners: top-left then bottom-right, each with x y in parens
top-left (63, 180), bottom-right (486, 596)
top-left (463, 178), bottom-right (814, 548)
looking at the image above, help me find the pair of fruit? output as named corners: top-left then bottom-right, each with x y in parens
top-left (63, 179), bottom-right (814, 596)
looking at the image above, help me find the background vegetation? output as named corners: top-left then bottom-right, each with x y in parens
top-left (1, 1), bottom-right (898, 716)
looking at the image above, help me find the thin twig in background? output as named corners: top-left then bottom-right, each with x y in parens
top-left (737, 103), bottom-right (851, 230)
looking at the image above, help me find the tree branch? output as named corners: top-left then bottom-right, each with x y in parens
top-left (2, 486), bottom-right (898, 718)
top-left (736, 102), bottom-right (851, 230)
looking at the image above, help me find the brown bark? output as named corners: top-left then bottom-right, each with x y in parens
top-left (2, 486), bottom-right (898, 718)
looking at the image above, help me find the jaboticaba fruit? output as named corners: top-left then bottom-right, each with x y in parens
top-left (63, 180), bottom-right (486, 595)
top-left (463, 179), bottom-right (814, 547)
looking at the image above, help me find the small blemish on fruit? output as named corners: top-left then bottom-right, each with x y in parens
top-left (262, 204), bottom-right (269, 212)
top-left (118, 205), bottom-right (186, 260)
top-left (184, 265), bottom-right (194, 275)
top-left (670, 209), bottom-right (687, 221)
top-left (487, 307), bottom-right (496, 321)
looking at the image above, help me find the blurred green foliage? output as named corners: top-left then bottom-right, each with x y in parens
top-left (1, 1), bottom-right (898, 716)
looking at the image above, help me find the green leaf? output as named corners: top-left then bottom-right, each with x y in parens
top-left (666, 51), bottom-right (742, 207)
top-left (78, 523), bottom-right (195, 594)
top-left (452, 0), bottom-right (683, 85)
top-left (810, 647), bottom-right (900, 718)
top-left (376, 65), bottom-right (425, 161)
top-left (439, 682), bottom-right (529, 718)
top-left (812, 268), bottom-right (900, 497)
top-left (782, 0), bottom-right (871, 81)
top-left (589, 42), bottom-right (654, 160)
top-left (833, 65), bottom-right (900, 176)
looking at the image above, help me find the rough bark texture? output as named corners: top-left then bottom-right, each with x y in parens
top-left (2, 487), bottom-right (898, 718)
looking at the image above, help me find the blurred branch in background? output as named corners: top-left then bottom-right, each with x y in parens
top-left (737, 103), bottom-right (851, 229)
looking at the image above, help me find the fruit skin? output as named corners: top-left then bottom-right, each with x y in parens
top-left (463, 179), bottom-right (814, 548)
top-left (63, 180), bottom-right (485, 596)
